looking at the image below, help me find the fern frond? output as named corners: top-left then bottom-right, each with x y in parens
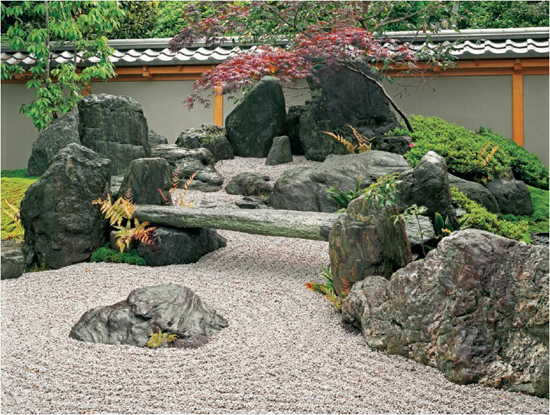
top-left (348, 124), bottom-right (373, 148)
top-left (168, 166), bottom-right (181, 195)
top-left (323, 131), bottom-right (356, 153)
top-left (158, 188), bottom-right (170, 206)
top-left (124, 188), bottom-right (133, 204)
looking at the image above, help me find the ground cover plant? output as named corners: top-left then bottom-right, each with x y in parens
top-left (451, 187), bottom-right (529, 241)
top-left (90, 244), bottom-right (147, 266)
top-left (390, 115), bottom-right (549, 189)
top-left (502, 186), bottom-right (549, 242)
top-left (1, 169), bottom-right (37, 240)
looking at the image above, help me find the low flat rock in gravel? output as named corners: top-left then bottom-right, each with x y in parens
top-left (69, 283), bottom-right (228, 347)
top-left (1, 240), bottom-right (25, 280)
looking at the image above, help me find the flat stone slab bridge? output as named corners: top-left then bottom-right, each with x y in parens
top-left (135, 205), bottom-right (337, 242)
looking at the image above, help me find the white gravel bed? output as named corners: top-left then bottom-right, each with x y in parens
top-left (1, 156), bottom-right (548, 413)
top-left (1, 231), bottom-right (548, 414)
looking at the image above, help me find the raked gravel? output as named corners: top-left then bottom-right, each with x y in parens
top-left (1, 156), bottom-right (548, 414)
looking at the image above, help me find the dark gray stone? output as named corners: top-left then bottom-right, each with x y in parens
top-left (20, 144), bottom-right (111, 269)
top-left (78, 94), bottom-right (151, 175)
top-left (110, 175), bottom-right (124, 200)
top-left (342, 229), bottom-right (549, 397)
top-left (293, 64), bottom-right (399, 161)
top-left (484, 178), bottom-right (534, 216)
top-left (176, 124), bottom-right (234, 161)
top-left (269, 151), bottom-right (411, 212)
top-left (148, 128), bottom-right (169, 147)
top-left (1, 240), bottom-right (25, 280)
top-left (69, 283), bottom-right (228, 347)
top-left (137, 226), bottom-right (226, 266)
top-left (235, 196), bottom-right (269, 209)
top-left (448, 174), bottom-right (501, 214)
top-left (27, 108), bottom-right (81, 177)
top-left (286, 106), bottom-right (306, 155)
top-left (371, 136), bottom-right (413, 155)
top-left (226, 77), bottom-right (286, 157)
top-left (118, 158), bottom-right (173, 206)
top-left (152, 145), bottom-right (223, 192)
top-left (329, 197), bottom-right (410, 293)
top-left (225, 172), bottom-right (273, 196)
top-left (266, 136), bottom-right (293, 166)
top-left (398, 151), bottom-right (457, 227)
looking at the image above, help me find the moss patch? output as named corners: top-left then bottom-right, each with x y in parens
top-left (1, 176), bottom-right (38, 240)
top-left (90, 244), bottom-right (148, 266)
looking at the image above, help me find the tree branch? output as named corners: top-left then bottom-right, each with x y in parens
top-left (340, 61), bottom-right (413, 133)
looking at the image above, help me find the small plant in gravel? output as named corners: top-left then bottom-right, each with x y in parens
top-left (306, 266), bottom-right (349, 311)
top-left (146, 327), bottom-right (178, 349)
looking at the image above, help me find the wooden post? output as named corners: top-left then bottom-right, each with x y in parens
top-left (214, 85), bottom-right (223, 126)
top-left (512, 60), bottom-right (524, 147)
top-left (82, 83), bottom-right (91, 96)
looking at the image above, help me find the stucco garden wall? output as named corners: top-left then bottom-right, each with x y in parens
top-left (1, 74), bottom-right (548, 170)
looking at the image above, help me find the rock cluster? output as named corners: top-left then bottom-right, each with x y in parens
top-left (70, 283), bottom-right (228, 347)
top-left (176, 124), bottom-right (234, 161)
top-left (225, 172), bottom-right (273, 196)
top-left (342, 229), bottom-right (549, 397)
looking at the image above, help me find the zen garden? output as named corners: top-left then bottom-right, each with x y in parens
top-left (1, 1), bottom-right (549, 414)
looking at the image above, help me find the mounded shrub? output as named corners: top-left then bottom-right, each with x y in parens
top-left (451, 187), bottom-right (528, 241)
top-left (1, 172), bottom-right (38, 240)
top-left (390, 116), bottom-right (548, 189)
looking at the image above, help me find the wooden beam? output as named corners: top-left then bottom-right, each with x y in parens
top-left (82, 83), bottom-right (91, 96)
top-left (213, 85), bottom-right (223, 126)
top-left (512, 62), bottom-right (524, 147)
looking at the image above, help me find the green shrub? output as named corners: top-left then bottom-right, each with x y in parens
top-left (477, 127), bottom-right (549, 190)
top-left (451, 187), bottom-right (528, 241)
top-left (502, 186), bottom-right (549, 237)
top-left (390, 116), bottom-right (548, 189)
top-left (1, 176), bottom-right (37, 240)
top-left (90, 244), bottom-right (147, 266)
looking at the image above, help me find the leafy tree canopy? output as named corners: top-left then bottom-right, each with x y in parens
top-left (1, 1), bottom-right (124, 131)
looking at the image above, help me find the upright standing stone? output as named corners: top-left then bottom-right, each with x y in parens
top-left (118, 158), bottom-right (173, 206)
top-left (266, 136), bottom-right (293, 166)
top-left (78, 94), bottom-right (151, 175)
top-left (20, 144), bottom-right (111, 269)
top-left (329, 196), bottom-right (410, 293)
top-left (26, 108), bottom-right (81, 177)
top-left (226, 77), bottom-right (286, 157)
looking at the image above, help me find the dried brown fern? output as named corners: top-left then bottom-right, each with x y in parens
top-left (479, 143), bottom-right (499, 167)
top-left (324, 125), bottom-right (374, 154)
top-left (158, 167), bottom-right (196, 207)
top-left (92, 190), bottom-right (156, 253)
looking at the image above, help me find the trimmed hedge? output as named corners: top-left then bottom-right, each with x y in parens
top-left (390, 116), bottom-right (549, 189)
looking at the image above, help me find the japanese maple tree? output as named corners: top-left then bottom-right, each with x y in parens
top-left (170, 1), bottom-right (459, 132)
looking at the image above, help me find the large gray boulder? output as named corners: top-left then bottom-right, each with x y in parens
top-left (225, 172), bottom-right (273, 196)
top-left (484, 178), bottom-right (534, 216)
top-left (266, 136), bottom-right (293, 166)
top-left (448, 174), bottom-right (501, 214)
top-left (290, 64), bottom-right (400, 161)
top-left (226, 77), bottom-right (286, 157)
top-left (148, 128), bottom-right (169, 147)
top-left (176, 124), bottom-right (234, 161)
top-left (69, 284), bottom-right (228, 347)
top-left (398, 151), bottom-right (457, 227)
top-left (78, 94), bottom-right (151, 175)
top-left (152, 145), bottom-right (223, 192)
top-left (137, 226), bottom-right (227, 266)
top-left (118, 158), bottom-right (173, 206)
top-left (329, 197), bottom-right (410, 293)
top-left (20, 144), bottom-right (111, 269)
top-left (1, 240), bottom-right (25, 280)
top-left (342, 229), bottom-right (549, 397)
top-left (26, 108), bottom-right (81, 177)
top-left (269, 151), bottom-right (411, 212)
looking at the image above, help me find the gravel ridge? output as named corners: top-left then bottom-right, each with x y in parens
top-left (1, 156), bottom-right (548, 414)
